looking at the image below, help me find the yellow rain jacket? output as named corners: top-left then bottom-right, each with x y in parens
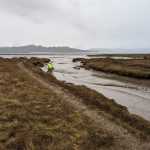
top-left (47, 63), bottom-right (53, 69)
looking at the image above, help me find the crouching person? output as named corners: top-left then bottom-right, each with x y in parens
top-left (47, 61), bottom-right (54, 73)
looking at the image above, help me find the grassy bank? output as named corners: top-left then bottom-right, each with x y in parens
top-left (25, 57), bottom-right (150, 139)
top-left (73, 57), bottom-right (150, 79)
top-left (0, 58), bottom-right (114, 150)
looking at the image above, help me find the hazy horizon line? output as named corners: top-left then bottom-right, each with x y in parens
top-left (0, 44), bottom-right (150, 50)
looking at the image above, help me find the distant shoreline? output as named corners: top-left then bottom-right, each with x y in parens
top-left (0, 53), bottom-right (86, 55)
top-left (0, 53), bottom-right (61, 55)
top-left (0, 53), bottom-right (150, 55)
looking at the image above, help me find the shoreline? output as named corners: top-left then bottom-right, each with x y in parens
top-left (73, 57), bottom-right (150, 79)
top-left (0, 57), bottom-right (149, 149)
top-left (25, 57), bottom-right (150, 138)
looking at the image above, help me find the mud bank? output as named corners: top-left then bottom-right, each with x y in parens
top-left (25, 57), bottom-right (150, 139)
top-left (40, 55), bottom-right (150, 121)
top-left (0, 57), bottom-right (150, 150)
top-left (73, 57), bottom-right (150, 79)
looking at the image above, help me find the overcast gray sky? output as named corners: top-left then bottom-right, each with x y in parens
top-left (0, 0), bottom-right (150, 49)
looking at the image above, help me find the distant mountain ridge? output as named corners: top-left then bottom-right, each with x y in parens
top-left (0, 45), bottom-right (83, 54)
top-left (0, 45), bottom-right (150, 54)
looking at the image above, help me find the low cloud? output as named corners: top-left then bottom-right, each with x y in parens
top-left (0, 0), bottom-right (150, 49)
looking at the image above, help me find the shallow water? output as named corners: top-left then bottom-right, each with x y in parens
top-left (42, 55), bottom-right (150, 121)
top-left (1, 54), bottom-right (150, 121)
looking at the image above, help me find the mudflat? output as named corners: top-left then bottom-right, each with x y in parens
top-left (0, 57), bottom-right (150, 150)
top-left (73, 55), bottom-right (150, 79)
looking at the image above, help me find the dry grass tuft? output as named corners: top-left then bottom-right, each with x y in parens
top-left (25, 57), bottom-right (150, 139)
top-left (0, 58), bottom-right (115, 150)
top-left (73, 57), bottom-right (150, 79)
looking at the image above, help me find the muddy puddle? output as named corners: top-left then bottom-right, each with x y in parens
top-left (41, 55), bottom-right (150, 121)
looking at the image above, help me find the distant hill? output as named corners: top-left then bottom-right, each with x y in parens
top-left (1, 45), bottom-right (149, 55)
top-left (89, 48), bottom-right (150, 54)
top-left (0, 45), bottom-right (84, 54)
